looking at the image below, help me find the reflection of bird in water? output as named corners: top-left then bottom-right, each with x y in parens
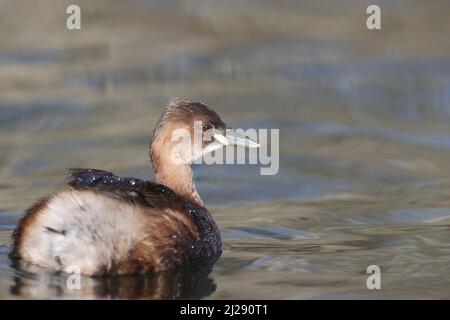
top-left (10, 99), bottom-right (258, 276)
top-left (10, 256), bottom-right (218, 299)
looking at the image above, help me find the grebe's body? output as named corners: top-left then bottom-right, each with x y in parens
top-left (10, 100), bottom-right (258, 276)
top-left (11, 169), bottom-right (221, 276)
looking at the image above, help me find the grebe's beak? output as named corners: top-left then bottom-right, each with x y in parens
top-left (213, 131), bottom-right (260, 148)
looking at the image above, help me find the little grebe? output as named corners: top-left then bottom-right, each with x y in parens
top-left (10, 99), bottom-right (259, 276)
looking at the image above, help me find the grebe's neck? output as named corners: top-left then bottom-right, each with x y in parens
top-left (150, 149), bottom-right (204, 207)
top-left (156, 162), bottom-right (203, 207)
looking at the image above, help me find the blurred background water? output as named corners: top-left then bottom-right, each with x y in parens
top-left (1, 0), bottom-right (450, 299)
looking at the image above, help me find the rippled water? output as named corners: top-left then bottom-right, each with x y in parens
top-left (1, 0), bottom-right (450, 299)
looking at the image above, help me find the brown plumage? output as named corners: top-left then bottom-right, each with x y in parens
top-left (10, 99), bottom-right (258, 276)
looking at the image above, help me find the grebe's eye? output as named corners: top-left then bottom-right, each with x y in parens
top-left (202, 123), bottom-right (213, 131)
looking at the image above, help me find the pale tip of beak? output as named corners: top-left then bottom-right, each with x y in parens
top-left (213, 134), bottom-right (229, 146)
top-left (248, 141), bottom-right (260, 148)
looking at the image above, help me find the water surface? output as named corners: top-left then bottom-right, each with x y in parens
top-left (1, 0), bottom-right (450, 299)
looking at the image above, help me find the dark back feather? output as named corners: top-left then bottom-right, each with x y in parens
top-left (66, 168), bottom-right (183, 210)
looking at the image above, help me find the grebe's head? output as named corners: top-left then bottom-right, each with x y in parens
top-left (150, 99), bottom-right (259, 166)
